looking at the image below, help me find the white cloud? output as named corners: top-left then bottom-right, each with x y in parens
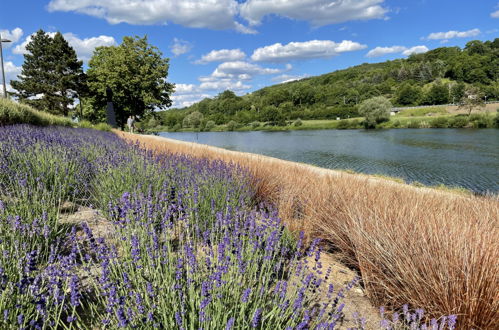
top-left (251, 40), bottom-right (366, 62)
top-left (175, 83), bottom-right (197, 94)
top-left (13, 32), bottom-right (116, 61)
top-left (196, 49), bottom-right (246, 64)
top-left (426, 28), bottom-right (480, 40)
top-left (491, 10), bottom-right (499, 18)
top-left (0, 61), bottom-right (22, 96)
top-left (240, 0), bottom-right (388, 27)
top-left (171, 92), bottom-right (212, 108)
top-left (271, 73), bottom-right (309, 83)
top-left (402, 45), bottom-right (429, 56)
top-left (366, 45), bottom-right (428, 57)
top-left (170, 38), bottom-right (192, 56)
top-left (63, 33), bottom-right (116, 60)
top-left (47, 0), bottom-right (256, 33)
top-left (199, 80), bottom-right (251, 91)
top-left (366, 45), bottom-right (407, 57)
top-left (210, 61), bottom-right (286, 79)
top-left (0, 28), bottom-right (23, 48)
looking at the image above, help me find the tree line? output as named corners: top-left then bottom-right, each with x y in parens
top-left (161, 38), bottom-right (498, 130)
top-left (10, 30), bottom-right (174, 128)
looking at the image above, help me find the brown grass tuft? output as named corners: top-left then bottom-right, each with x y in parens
top-left (116, 131), bottom-right (499, 329)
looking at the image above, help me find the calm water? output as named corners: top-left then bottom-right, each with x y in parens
top-left (158, 129), bottom-right (499, 194)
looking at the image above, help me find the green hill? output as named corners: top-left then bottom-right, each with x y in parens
top-left (158, 38), bottom-right (498, 129)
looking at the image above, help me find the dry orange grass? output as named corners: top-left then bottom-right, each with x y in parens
top-left (117, 131), bottom-right (499, 329)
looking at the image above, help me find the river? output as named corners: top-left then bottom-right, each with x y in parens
top-left (158, 129), bottom-right (499, 194)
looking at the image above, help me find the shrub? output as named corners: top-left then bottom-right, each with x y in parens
top-left (448, 116), bottom-right (469, 128)
top-left (227, 120), bottom-right (238, 131)
top-left (172, 123), bottom-right (181, 132)
top-left (204, 120), bottom-right (215, 131)
top-left (94, 122), bottom-right (112, 131)
top-left (358, 96), bottom-right (392, 128)
top-left (494, 111), bottom-right (499, 128)
top-left (293, 118), bottom-right (303, 127)
top-left (430, 117), bottom-right (449, 128)
top-left (336, 120), bottom-right (350, 129)
top-left (407, 120), bottom-right (421, 128)
top-left (250, 121), bottom-right (260, 129)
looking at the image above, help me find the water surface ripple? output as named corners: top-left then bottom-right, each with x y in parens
top-left (159, 129), bottom-right (499, 194)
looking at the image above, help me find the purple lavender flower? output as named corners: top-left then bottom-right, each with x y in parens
top-left (251, 308), bottom-right (262, 328)
top-left (241, 288), bottom-right (251, 303)
top-left (225, 317), bottom-right (235, 330)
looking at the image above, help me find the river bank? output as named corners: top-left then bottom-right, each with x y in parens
top-left (149, 105), bottom-right (499, 133)
top-left (118, 130), bottom-right (499, 329)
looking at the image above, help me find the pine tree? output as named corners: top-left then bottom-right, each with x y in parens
top-left (11, 30), bottom-right (85, 116)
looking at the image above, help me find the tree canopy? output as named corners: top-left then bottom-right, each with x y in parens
top-left (11, 30), bottom-right (85, 116)
top-left (86, 36), bottom-right (174, 126)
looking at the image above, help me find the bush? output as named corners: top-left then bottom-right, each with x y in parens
top-left (172, 123), bottom-right (181, 132)
top-left (407, 120), bottom-right (421, 128)
top-left (448, 116), bottom-right (469, 128)
top-left (336, 120), bottom-right (350, 129)
top-left (494, 111), bottom-right (499, 128)
top-left (94, 122), bottom-right (112, 131)
top-left (293, 118), bottom-right (303, 127)
top-left (204, 120), bottom-right (215, 131)
top-left (469, 114), bottom-right (492, 128)
top-left (250, 121), bottom-right (260, 129)
top-left (429, 117), bottom-right (449, 128)
top-left (358, 96), bottom-right (392, 128)
top-left (227, 120), bottom-right (238, 131)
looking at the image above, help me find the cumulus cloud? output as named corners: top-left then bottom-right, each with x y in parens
top-left (251, 40), bottom-right (366, 62)
top-left (0, 61), bottom-right (22, 96)
top-left (271, 73), bottom-right (309, 83)
top-left (0, 28), bottom-right (23, 47)
top-left (366, 45), bottom-right (407, 57)
top-left (491, 10), bottom-right (499, 18)
top-left (13, 32), bottom-right (116, 61)
top-left (402, 45), bottom-right (429, 56)
top-left (426, 28), bottom-right (480, 40)
top-left (170, 38), bottom-right (192, 56)
top-left (240, 0), bottom-right (388, 27)
top-left (171, 91), bottom-right (213, 108)
top-left (196, 49), bottom-right (246, 64)
top-left (366, 45), bottom-right (428, 57)
top-left (199, 80), bottom-right (251, 91)
top-left (210, 61), bottom-right (286, 79)
top-left (47, 0), bottom-right (256, 33)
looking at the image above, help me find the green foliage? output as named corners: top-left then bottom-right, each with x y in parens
top-left (250, 121), bottom-right (260, 129)
top-left (10, 30), bottom-right (85, 116)
top-left (170, 37), bottom-right (498, 128)
top-left (458, 86), bottom-right (486, 115)
top-left (495, 111), bottom-right (499, 128)
top-left (87, 36), bottom-right (174, 127)
top-left (0, 98), bottom-right (73, 127)
top-left (182, 111), bottom-right (203, 128)
top-left (204, 120), bottom-right (215, 131)
top-left (226, 120), bottom-right (238, 131)
top-left (429, 117), bottom-right (449, 128)
top-left (293, 118), bottom-right (303, 127)
top-left (396, 107), bottom-right (447, 117)
top-left (358, 96), bottom-right (392, 128)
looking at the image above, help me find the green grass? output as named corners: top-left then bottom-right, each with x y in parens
top-left (0, 98), bottom-right (74, 127)
top-left (394, 106), bottom-right (447, 117)
top-left (0, 98), bottom-right (113, 131)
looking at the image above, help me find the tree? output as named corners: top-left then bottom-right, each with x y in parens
top-left (182, 111), bottom-right (203, 128)
top-left (396, 84), bottom-right (421, 105)
top-left (11, 30), bottom-right (85, 116)
top-left (358, 96), bottom-right (392, 128)
top-left (459, 86), bottom-right (485, 116)
top-left (87, 36), bottom-right (174, 127)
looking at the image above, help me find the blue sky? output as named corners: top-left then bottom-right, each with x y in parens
top-left (1, 0), bottom-right (498, 107)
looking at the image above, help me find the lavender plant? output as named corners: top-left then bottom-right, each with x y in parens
top-left (0, 125), bottom-right (458, 329)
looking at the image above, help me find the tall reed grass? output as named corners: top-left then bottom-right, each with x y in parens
top-left (119, 131), bottom-right (499, 329)
top-left (0, 98), bottom-right (74, 127)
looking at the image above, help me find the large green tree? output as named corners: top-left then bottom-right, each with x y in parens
top-left (87, 36), bottom-right (174, 127)
top-left (11, 30), bottom-right (85, 116)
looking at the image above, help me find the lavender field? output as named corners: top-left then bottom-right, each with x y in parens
top-left (0, 125), bottom-right (455, 329)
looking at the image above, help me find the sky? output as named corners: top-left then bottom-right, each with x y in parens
top-left (1, 0), bottom-right (498, 108)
